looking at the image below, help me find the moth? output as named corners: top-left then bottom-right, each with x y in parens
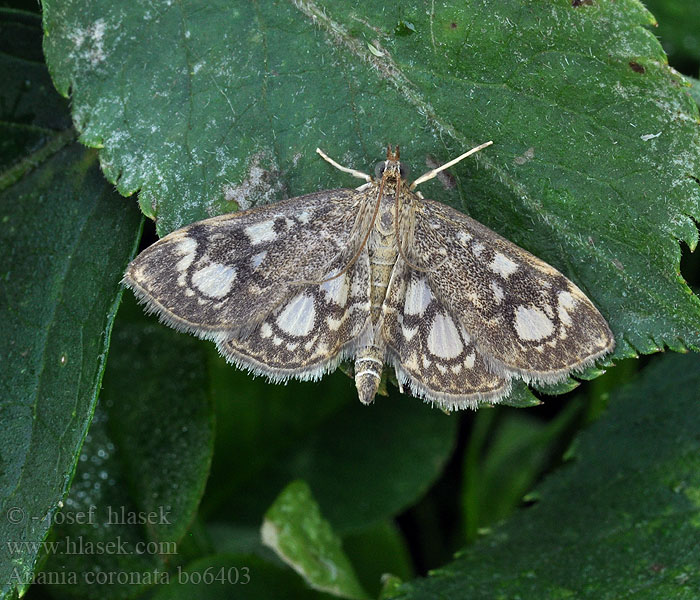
top-left (124, 143), bottom-right (614, 410)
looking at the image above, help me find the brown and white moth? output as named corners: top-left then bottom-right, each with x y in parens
top-left (124, 143), bottom-right (614, 410)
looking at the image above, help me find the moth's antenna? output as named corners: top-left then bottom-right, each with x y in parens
top-left (316, 148), bottom-right (372, 183)
top-left (409, 141), bottom-right (493, 191)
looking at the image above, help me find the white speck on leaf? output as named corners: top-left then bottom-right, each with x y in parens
top-left (514, 147), bottom-right (535, 165)
top-left (222, 151), bottom-right (286, 211)
top-left (69, 18), bottom-right (107, 67)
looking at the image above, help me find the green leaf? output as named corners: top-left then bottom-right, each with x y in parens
top-left (497, 381), bottom-right (542, 408)
top-left (392, 351), bottom-right (700, 599)
top-left (0, 11), bottom-right (143, 597)
top-left (42, 0), bottom-right (700, 363)
top-left (205, 356), bottom-right (457, 534)
top-left (262, 480), bottom-right (369, 600)
top-left (0, 142), bottom-right (141, 596)
top-left (36, 295), bottom-right (215, 599)
top-left (0, 114), bottom-right (142, 600)
top-left (0, 9), bottom-right (72, 177)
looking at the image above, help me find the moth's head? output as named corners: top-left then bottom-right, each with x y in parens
top-left (375, 144), bottom-right (409, 183)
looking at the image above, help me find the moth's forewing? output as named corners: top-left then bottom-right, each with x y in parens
top-left (124, 189), bottom-right (367, 340)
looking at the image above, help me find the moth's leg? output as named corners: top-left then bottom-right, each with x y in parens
top-left (409, 140), bottom-right (493, 190)
top-left (316, 148), bottom-right (372, 183)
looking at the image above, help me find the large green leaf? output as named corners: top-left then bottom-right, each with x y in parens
top-left (392, 351), bottom-right (700, 599)
top-left (0, 144), bottom-right (141, 597)
top-left (42, 0), bottom-right (700, 363)
top-left (0, 9), bottom-right (142, 595)
top-left (34, 297), bottom-right (215, 600)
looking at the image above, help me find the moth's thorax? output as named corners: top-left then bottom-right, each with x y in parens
top-left (368, 196), bottom-right (399, 320)
top-left (376, 194), bottom-right (396, 236)
top-left (372, 179), bottom-right (415, 233)
top-left (366, 178), bottom-right (418, 323)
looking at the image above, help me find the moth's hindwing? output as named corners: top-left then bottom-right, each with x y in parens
top-left (217, 249), bottom-right (372, 381)
top-left (381, 264), bottom-right (510, 409)
top-left (410, 199), bottom-right (615, 384)
top-left (124, 189), bottom-right (367, 342)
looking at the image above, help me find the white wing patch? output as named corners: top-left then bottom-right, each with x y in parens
top-left (245, 220), bottom-right (277, 244)
top-left (191, 263), bottom-right (237, 298)
top-left (320, 272), bottom-right (349, 307)
top-left (402, 324), bottom-right (419, 341)
top-left (464, 352), bottom-right (476, 369)
top-left (251, 250), bottom-right (267, 269)
top-left (276, 292), bottom-right (316, 337)
top-left (457, 231), bottom-right (472, 245)
top-left (427, 313), bottom-right (463, 359)
top-left (404, 276), bottom-right (433, 316)
top-left (514, 305), bottom-right (555, 341)
top-left (490, 281), bottom-right (504, 303)
top-left (175, 237), bottom-right (198, 286)
top-left (557, 290), bottom-right (576, 326)
top-left (490, 252), bottom-right (519, 278)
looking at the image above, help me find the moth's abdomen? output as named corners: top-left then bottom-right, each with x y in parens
top-left (354, 348), bottom-right (384, 404)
